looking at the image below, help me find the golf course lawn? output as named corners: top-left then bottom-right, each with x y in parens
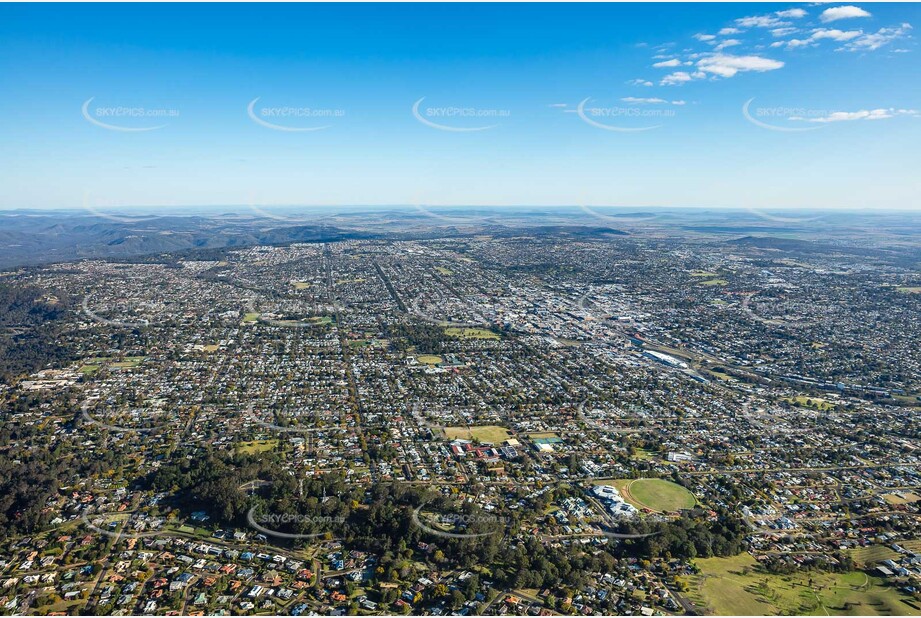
top-left (684, 553), bottom-right (921, 616)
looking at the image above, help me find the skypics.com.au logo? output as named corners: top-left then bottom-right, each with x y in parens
top-left (412, 97), bottom-right (510, 132)
top-left (82, 97), bottom-right (179, 132)
top-left (411, 503), bottom-right (507, 539)
top-left (247, 97), bottom-right (345, 132)
top-left (247, 507), bottom-right (344, 540)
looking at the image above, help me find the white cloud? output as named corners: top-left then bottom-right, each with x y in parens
top-left (841, 23), bottom-right (912, 51)
top-left (695, 54), bottom-right (785, 78)
top-left (775, 27), bottom-right (865, 49)
top-left (719, 27), bottom-right (742, 35)
top-left (548, 103), bottom-right (568, 108)
top-left (653, 58), bottom-right (682, 68)
top-left (622, 97), bottom-right (668, 104)
top-left (793, 108), bottom-right (917, 122)
top-left (627, 78), bottom-right (654, 87)
top-left (737, 14), bottom-right (789, 29)
top-left (694, 33), bottom-right (717, 41)
top-left (780, 38), bottom-right (816, 49)
top-left (620, 97), bottom-right (686, 106)
top-left (820, 5), bottom-right (871, 23)
top-left (715, 39), bottom-right (742, 51)
top-left (776, 8), bottom-right (807, 19)
top-left (811, 28), bottom-right (863, 41)
top-left (771, 27), bottom-right (798, 37)
top-left (660, 71), bottom-right (694, 86)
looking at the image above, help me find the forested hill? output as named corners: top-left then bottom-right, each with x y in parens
top-left (0, 282), bottom-right (71, 383)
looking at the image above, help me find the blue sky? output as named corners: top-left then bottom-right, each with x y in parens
top-left (1, 3), bottom-right (919, 211)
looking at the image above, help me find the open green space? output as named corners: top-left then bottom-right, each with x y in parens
top-left (785, 395), bottom-right (836, 411)
top-left (444, 425), bottom-right (511, 444)
top-left (685, 553), bottom-right (921, 616)
top-left (445, 327), bottom-right (500, 340)
top-left (897, 287), bottom-right (921, 294)
top-left (84, 356), bottom-right (113, 364)
top-left (528, 431), bottom-right (560, 441)
top-left (700, 278), bottom-right (729, 286)
top-left (111, 356), bottom-right (146, 369)
top-left (415, 354), bottom-right (443, 365)
top-left (882, 491), bottom-right (921, 505)
top-left (849, 544), bottom-right (900, 568)
top-left (268, 315), bottom-right (334, 327)
top-left (435, 266), bottom-right (454, 275)
top-left (235, 439), bottom-right (279, 455)
top-left (242, 312), bottom-right (260, 323)
top-left (613, 478), bottom-right (696, 512)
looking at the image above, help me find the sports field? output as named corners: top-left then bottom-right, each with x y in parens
top-left (415, 354), bottom-right (443, 365)
top-left (613, 478), bottom-right (696, 512)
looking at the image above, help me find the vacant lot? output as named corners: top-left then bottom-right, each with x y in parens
top-left (685, 553), bottom-right (921, 616)
top-left (883, 491), bottom-right (921, 505)
top-left (444, 425), bottom-right (511, 444)
top-left (613, 478), bottom-right (696, 512)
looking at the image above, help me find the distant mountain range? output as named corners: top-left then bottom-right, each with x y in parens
top-left (2, 207), bottom-right (919, 270)
top-left (0, 211), bottom-right (631, 269)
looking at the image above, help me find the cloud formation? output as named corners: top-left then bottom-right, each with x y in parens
top-left (695, 54), bottom-right (785, 78)
top-left (820, 5), bottom-right (872, 23)
top-left (839, 23), bottom-right (913, 51)
top-left (792, 108), bottom-right (917, 122)
top-left (660, 71), bottom-right (694, 86)
top-left (621, 97), bottom-right (686, 105)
